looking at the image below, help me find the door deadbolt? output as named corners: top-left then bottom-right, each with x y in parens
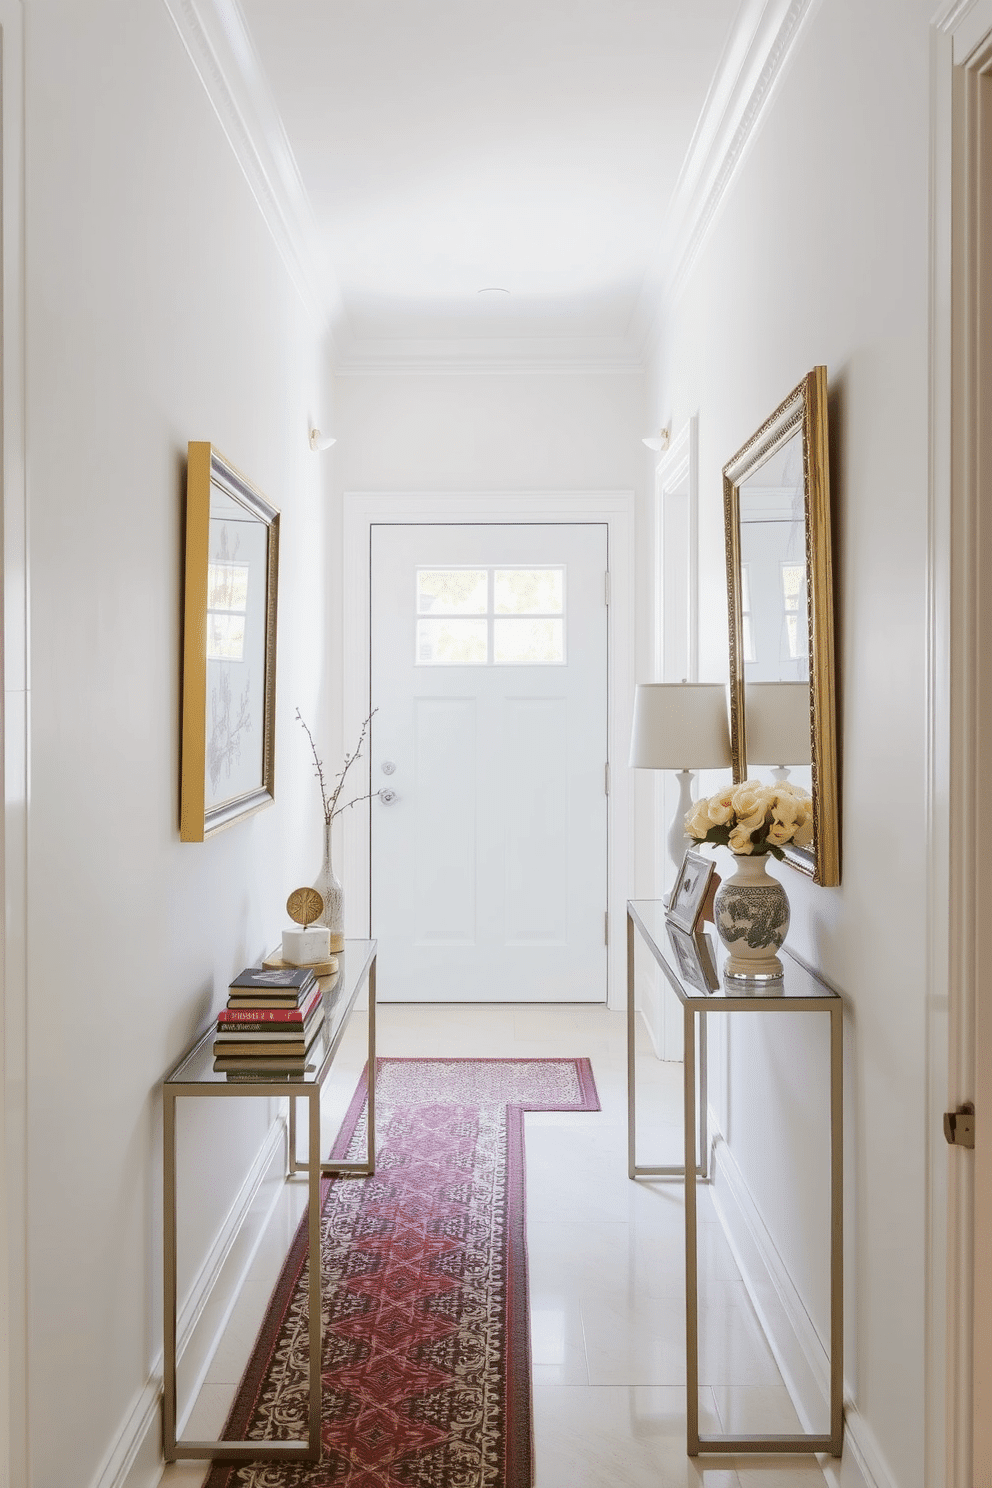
top-left (381, 760), bottom-right (396, 775)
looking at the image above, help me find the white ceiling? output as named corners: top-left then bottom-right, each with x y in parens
top-left (235, 0), bottom-right (741, 366)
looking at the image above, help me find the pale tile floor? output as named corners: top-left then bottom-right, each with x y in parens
top-left (159, 1003), bottom-right (829, 1488)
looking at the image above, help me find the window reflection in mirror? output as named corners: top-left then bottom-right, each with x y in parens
top-left (737, 429), bottom-right (812, 794)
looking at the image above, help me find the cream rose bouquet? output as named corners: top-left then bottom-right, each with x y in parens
top-left (685, 779), bottom-right (814, 859)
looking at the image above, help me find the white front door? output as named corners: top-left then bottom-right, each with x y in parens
top-left (370, 523), bottom-right (608, 1002)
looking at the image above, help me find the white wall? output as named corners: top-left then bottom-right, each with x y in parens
top-left (17, 2), bottom-right (331, 1483)
top-left (328, 369), bottom-right (646, 927)
top-left (645, 1), bottom-right (933, 1484)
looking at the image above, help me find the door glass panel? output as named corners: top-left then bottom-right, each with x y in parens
top-left (417, 617), bottom-right (488, 665)
top-left (417, 569), bottom-right (487, 614)
top-left (493, 618), bottom-right (564, 665)
top-left (494, 568), bottom-right (563, 615)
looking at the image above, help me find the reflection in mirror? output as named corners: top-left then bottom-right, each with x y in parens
top-left (738, 431), bottom-right (812, 796)
top-left (723, 366), bottom-right (839, 885)
top-left (744, 682), bottom-right (812, 794)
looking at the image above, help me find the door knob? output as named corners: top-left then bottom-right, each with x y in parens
top-left (380, 789), bottom-right (398, 805)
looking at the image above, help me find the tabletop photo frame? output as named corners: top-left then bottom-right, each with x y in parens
top-left (666, 849), bottom-right (715, 934)
top-left (665, 921), bottom-right (720, 994)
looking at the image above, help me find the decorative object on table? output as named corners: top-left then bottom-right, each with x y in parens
top-left (685, 779), bottom-right (813, 980)
top-left (214, 964), bottom-right (325, 1071)
top-left (202, 1056), bottom-right (600, 1488)
top-left (665, 921), bottom-right (720, 993)
top-left (744, 682), bottom-right (812, 783)
top-left (180, 443), bottom-right (280, 842)
top-left (281, 887), bottom-right (331, 966)
top-left (628, 682), bottom-right (732, 895)
top-left (262, 947), bottom-right (339, 978)
top-left (723, 365), bottom-right (839, 885)
top-left (296, 708), bottom-right (378, 952)
top-left (666, 848), bottom-right (716, 935)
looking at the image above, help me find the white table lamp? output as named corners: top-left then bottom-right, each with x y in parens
top-left (744, 682), bottom-right (811, 782)
top-left (628, 683), bottom-right (733, 881)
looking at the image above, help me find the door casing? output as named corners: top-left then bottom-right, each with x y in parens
top-left (931, 6), bottom-right (992, 1486)
top-left (342, 490), bottom-right (635, 1011)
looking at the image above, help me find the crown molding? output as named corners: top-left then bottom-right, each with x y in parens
top-left (164, 0), bottom-right (821, 376)
top-left (933, 0), bottom-right (980, 35)
top-left (631, 0), bottom-right (821, 355)
top-left (161, 0), bottom-right (347, 341)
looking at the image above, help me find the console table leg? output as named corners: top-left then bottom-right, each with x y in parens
top-left (830, 1002), bottom-right (844, 1454)
top-left (367, 956), bottom-right (376, 1171)
top-left (684, 1005), bottom-right (700, 1455)
top-left (627, 910), bottom-right (636, 1179)
top-left (163, 1091), bottom-right (178, 1460)
top-left (307, 1091), bottom-right (322, 1459)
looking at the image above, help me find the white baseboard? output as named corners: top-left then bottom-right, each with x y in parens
top-left (707, 1117), bottom-right (901, 1488)
top-left (88, 1115), bottom-right (289, 1488)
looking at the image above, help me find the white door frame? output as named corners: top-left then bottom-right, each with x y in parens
top-left (342, 491), bottom-right (635, 1011)
top-left (931, 5), bottom-right (992, 1486)
top-left (0, 7), bottom-right (28, 1486)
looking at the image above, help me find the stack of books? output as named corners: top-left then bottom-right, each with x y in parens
top-left (212, 966), bottom-right (325, 1074)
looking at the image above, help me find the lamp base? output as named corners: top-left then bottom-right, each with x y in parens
top-left (667, 769), bottom-right (696, 882)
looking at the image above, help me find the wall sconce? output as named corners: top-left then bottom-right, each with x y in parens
top-left (309, 428), bottom-right (336, 452)
top-left (642, 426), bottom-right (671, 453)
top-left (628, 682), bottom-right (732, 883)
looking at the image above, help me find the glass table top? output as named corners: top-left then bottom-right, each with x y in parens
top-left (165, 940), bottom-right (376, 1088)
top-left (627, 900), bottom-right (838, 1007)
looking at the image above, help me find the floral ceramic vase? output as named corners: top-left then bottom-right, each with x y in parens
top-left (713, 854), bottom-right (790, 981)
top-left (312, 819), bottom-right (345, 953)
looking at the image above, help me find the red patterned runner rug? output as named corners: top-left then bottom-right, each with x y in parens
top-left (205, 1057), bottom-right (600, 1488)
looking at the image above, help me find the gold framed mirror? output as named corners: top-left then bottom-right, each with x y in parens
top-left (722, 365), bottom-right (839, 885)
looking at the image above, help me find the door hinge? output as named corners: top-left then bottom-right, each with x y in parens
top-left (605, 761), bottom-right (611, 796)
top-left (605, 570), bottom-right (611, 605)
top-left (944, 1103), bottom-right (975, 1149)
top-left (604, 911), bottom-right (609, 946)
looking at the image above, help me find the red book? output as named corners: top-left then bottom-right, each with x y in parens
top-left (217, 984), bottom-right (321, 1029)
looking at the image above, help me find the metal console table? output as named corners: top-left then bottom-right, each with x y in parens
top-left (627, 900), bottom-right (843, 1459)
top-left (163, 938), bottom-right (377, 1464)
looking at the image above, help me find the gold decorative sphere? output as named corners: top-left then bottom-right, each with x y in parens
top-left (286, 887), bottom-right (324, 928)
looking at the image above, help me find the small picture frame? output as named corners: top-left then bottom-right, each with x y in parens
top-left (665, 922), bottom-right (720, 994)
top-left (667, 849), bottom-right (716, 934)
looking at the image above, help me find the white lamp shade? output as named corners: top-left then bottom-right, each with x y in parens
top-left (744, 682), bottom-right (811, 766)
top-left (628, 683), bottom-right (732, 770)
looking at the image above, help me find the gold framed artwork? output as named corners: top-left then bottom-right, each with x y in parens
top-left (722, 366), bottom-right (839, 885)
top-left (180, 443), bottom-right (279, 842)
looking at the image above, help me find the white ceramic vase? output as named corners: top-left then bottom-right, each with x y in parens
top-left (312, 819), bottom-right (345, 953)
top-left (713, 853), bottom-right (790, 981)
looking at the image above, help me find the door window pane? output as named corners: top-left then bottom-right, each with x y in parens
top-left (417, 618), bottom-right (488, 665)
top-left (416, 566), bottom-right (566, 665)
top-left (494, 568), bottom-right (563, 614)
top-left (494, 618), bottom-right (564, 665)
top-left (417, 569), bottom-right (487, 614)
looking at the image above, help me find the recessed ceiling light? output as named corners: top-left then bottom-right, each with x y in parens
top-left (477, 286), bottom-right (510, 296)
